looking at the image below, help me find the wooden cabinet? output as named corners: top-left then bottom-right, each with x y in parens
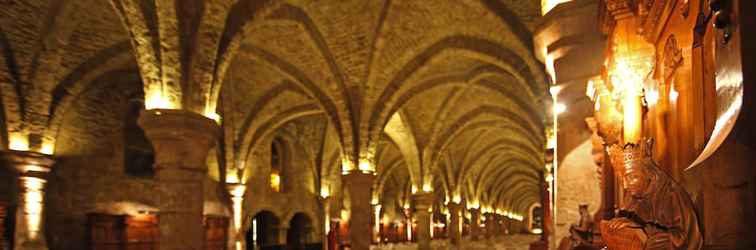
top-left (87, 213), bottom-right (159, 250)
top-left (88, 213), bottom-right (230, 250)
top-left (0, 203), bottom-right (8, 250)
top-left (204, 216), bottom-right (228, 250)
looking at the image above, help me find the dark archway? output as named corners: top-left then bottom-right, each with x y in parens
top-left (247, 211), bottom-right (281, 250)
top-left (286, 213), bottom-right (313, 250)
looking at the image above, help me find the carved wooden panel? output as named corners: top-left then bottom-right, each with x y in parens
top-left (204, 215), bottom-right (228, 250)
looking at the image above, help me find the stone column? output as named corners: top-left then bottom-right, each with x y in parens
top-left (227, 183), bottom-right (247, 250)
top-left (485, 213), bottom-right (496, 239)
top-left (411, 193), bottom-right (433, 250)
top-left (275, 226), bottom-right (288, 246)
top-left (341, 171), bottom-right (375, 250)
top-left (470, 208), bottom-right (481, 241)
top-left (372, 204), bottom-right (381, 244)
top-left (138, 109), bottom-right (219, 250)
top-left (447, 202), bottom-right (462, 246)
top-left (1, 150), bottom-right (55, 250)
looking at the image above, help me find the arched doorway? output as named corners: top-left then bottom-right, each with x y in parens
top-left (528, 203), bottom-right (543, 234)
top-left (286, 213), bottom-right (313, 250)
top-left (247, 211), bottom-right (281, 250)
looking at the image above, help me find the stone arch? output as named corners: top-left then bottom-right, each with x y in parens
top-left (367, 35), bottom-right (544, 162)
top-left (246, 210), bottom-right (283, 248)
top-left (238, 45), bottom-right (345, 150)
top-left (239, 105), bottom-right (323, 169)
top-left (527, 203), bottom-right (543, 233)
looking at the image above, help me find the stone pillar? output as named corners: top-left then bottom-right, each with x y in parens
top-left (484, 213), bottom-right (496, 239)
top-left (275, 226), bottom-right (288, 246)
top-left (372, 204), bottom-right (381, 244)
top-left (341, 171), bottom-right (375, 250)
top-left (1, 150), bottom-right (55, 250)
top-left (447, 202), bottom-right (462, 246)
top-left (470, 208), bottom-right (481, 241)
top-left (138, 109), bottom-right (219, 250)
top-left (227, 183), bottom-right (247, 250)
top-left (411, 193), bottom-right (433, 250)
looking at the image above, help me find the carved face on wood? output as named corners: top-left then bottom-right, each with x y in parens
top-left (608, 140), bottom-right (655, 198)
top-left (622, 161), bottom-right (652, 197)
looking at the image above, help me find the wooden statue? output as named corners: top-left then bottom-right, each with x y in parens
top-left (601, 139), bottom-right (702, 250)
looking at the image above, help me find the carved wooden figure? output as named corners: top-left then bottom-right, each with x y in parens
top-left (601, 140), bottom-right (701, 250)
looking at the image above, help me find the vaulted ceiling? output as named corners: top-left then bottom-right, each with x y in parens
top-left (0, 0), bottom-right (547, 215)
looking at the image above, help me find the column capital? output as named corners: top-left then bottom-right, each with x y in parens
top-left (411, 192), bottom-right (434, 210)
top-left (138, 109), bottom-right (219, 171)
top-left (341, 170), bottom-right (376, 185)
top-left (1, 150), bottom-right (55, 177)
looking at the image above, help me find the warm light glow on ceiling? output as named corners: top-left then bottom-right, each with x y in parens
top-left (226, 173), bottom-right (240, 184)
top-left (452, 194), bottom-right (462, 204)
top-left (144, 91), bottom-right (176, 110)
top-left (358, 159), bottom-right (373, 173)
top-left (9, 133), bottom-right (29, 151)
top-left (40, 141), bottom-right (55, 155)
top-left (422, 183), bottom-right (432, 193)
top-left (541, 0), bottom-right (572, 14)
top-left (320, 185), bottom-right (330, 198)
top-left (206, 112), bottom-right (221, 124)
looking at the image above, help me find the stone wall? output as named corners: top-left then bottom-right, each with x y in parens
top-left (44, 73), bottom-right (231, 250)
top-left (555, 139), bottom-right (600, 243)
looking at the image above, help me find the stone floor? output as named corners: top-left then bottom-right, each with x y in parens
top-left (370, 234), bottom-right (540, 250)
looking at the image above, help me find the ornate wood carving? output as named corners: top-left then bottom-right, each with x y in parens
top-left (681, 0), bottom-right (691, 17)
top-left (640, 0), bottom-right (680, 42)
top-left (663, 35), bottom-right (684, 80)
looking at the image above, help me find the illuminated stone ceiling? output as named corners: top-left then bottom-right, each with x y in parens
top-left (0, 0), bottom-right (547, 215)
